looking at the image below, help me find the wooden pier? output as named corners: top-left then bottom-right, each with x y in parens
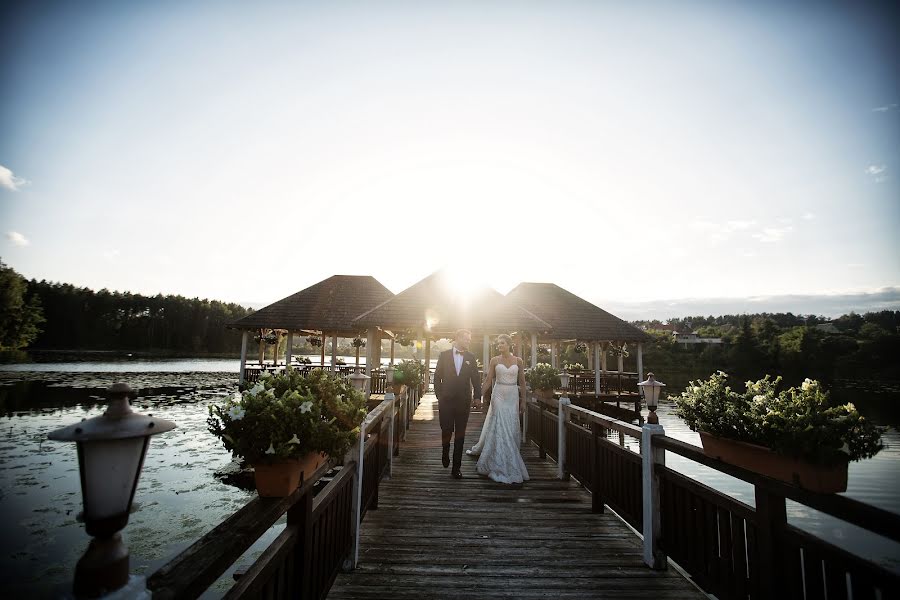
top-left (327, 395), bottom-right (705, 599)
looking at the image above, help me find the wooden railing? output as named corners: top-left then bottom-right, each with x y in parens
top-left (147, 395), bottom-right (406, 599)
top-left (525, 394), bottom-right (900, 599)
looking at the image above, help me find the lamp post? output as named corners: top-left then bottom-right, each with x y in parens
top-left (556, 370), bottom-right (572, 480)
top-left (559, 370), bottom-right (571, 397)
top-left (349, 370), bottom-right (370, 395)
top-left (638, 372), bottom-right (666, 425)
top-left (48, 383), bottom-right (175, 598)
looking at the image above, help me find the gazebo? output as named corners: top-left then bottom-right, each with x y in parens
top-left (352, 270), bottom-right (553, 385)
top-left (228, 275), bottom-right (394, 382)
top-left (505, 282), bottom-right (651, 402)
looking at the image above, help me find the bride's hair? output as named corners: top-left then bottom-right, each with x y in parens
top-left (495, 334), bottom-right (512, 350)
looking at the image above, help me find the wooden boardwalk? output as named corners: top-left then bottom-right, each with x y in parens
top-left (328, 395), bottom-right (706, 599)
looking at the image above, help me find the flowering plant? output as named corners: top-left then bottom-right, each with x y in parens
top-left (674, 372), bottom-right (883, 465)
top-left (608, 343), bottom-right (629, 357)
top-left (563, 362), bottom-right (585, 372)
top-left (393, 359), bottom-right (425, 386)
top-left (573, 342), bottom-right (588, 354)
top-left (306, 336), bottom-right (323, 348)
top-left (525, 363), bottom-right (561, 391)
top-left (352, 337), bottom-right (366, 348)
top-left (208, 369), bottom-right (367, 464)
top-left (255, 331), bottom-right (278, 345)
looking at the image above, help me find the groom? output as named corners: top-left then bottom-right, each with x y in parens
top-left (433, 328), bottom-right (481, 479)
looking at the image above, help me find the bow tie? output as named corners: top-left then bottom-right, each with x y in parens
top-left (454, 350), bottom-right (464, 356)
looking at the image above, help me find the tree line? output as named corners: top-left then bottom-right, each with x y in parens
top-left (0, 260), bottom-right (252, 354)
top-left (633, 312), bottom-right (900, 387)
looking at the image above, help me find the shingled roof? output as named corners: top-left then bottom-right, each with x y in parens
top-left (505, 282), bottom-right (650, 342)
top-left (353, 271), bottom-right (552, 335)
top-left (229, 275), bottom-right (394, 334)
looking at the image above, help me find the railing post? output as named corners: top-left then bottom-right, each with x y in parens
top-left (287, 485), bottom-right (314, 597)
top-left (387, 397), bottom-right (395, 477)
top-left (351, 416), bottom-right (368, 569)
top-left (558, 397), bottom-right (571, 480)
top-left (641, 421), bottom-right (666, 570)
top-left (755, 486), bottom-right (788, 598)
top-left (537, 402), bottom-right (546, 459)
top-left (521, 389), bottom-right (529, 444)
top-left (590, 422), bottom-right (604, 514)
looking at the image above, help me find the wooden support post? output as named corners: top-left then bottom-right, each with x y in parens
top-left (286, 485), bottom-right (314, 597)
top-left (558, 396), bottom-right (571, 480)
top-left (320, 333), bottom-right (326, 367)
top-left (330, 334), bottom-right (338, 371)
top-left (239, 331), bottom-right (248, 384)
top-left (590, 422), bottom-right (604, 514)
top-left (389, 338), bottom-right (395, 365)
top-left (594, 343), bottom-right (602, 396)
top-left (537, 404), bottom-right (546, 459)
top-left (424, 337), bottom-right (431, 392)
top-left (530, 332), bottom-right (537, 368)
top-left (387, 398), bottom-right (395, 478)
top-left (641, 422), bottom-right (667, 569)
top-left (637, 342), bottom-right (644, 383)
top-left (482, 334), bottom-right (490, 374)
top-left (285, 332), bottom-right (293, 370)
top-left (551, 342), bottom-right (558, 368)
top-left (754, 487), bottom-right (788, 598)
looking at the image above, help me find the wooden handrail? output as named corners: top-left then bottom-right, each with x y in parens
top-left (147, 459), bottom-right (335, 600)
top-left (532, 397), bottom-right (642, 439)
top-left (655, 435), bottom-right (900, 543)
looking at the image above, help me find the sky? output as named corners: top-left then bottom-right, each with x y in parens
top-left (1, 0), bottom-right (898, 319)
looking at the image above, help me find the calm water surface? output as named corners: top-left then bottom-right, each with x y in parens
top-left (0, 360), bottom-right (897, 597)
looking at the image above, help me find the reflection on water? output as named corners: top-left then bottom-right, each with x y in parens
top-left (1, 366), bottom-right (898, 597)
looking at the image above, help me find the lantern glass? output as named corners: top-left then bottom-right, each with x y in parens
top-left (638, 375), bottom-right (665, 411)
top-left (385, 368), bottom-right (394, 385)
top-left (79, 437), bottom-right (148, 535)
top-left (559, 371), bottom-right (570, 390)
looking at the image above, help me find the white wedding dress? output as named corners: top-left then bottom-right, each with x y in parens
top-left (467, 363), bottom-right (530, 484)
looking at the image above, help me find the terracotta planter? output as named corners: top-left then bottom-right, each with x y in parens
top-left (391, 383), bottom-right (404, 395)
top-left (534, 388), bottom-right (555, 400)
top-left (698, 432), bottom-right (848, 493)
top-left (253, 452), bottom-right (328, 497)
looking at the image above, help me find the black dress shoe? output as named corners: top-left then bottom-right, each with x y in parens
top-left (442, 453), bottom-right (450, 468)
top-left (451, 469), bottom-right (462, 479)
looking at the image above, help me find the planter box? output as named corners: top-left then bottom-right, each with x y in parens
top-left (699, 432), bottom-right (848, 494)
top-left (253, 452), bottom-right (328, 497)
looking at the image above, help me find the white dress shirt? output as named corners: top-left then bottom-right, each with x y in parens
top-left (453, 346), bottom-right (465, 375)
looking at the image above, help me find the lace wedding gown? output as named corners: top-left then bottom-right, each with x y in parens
top-left (467, 363), bottom-right (530, 484)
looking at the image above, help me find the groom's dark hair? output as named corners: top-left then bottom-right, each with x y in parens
top-left (454, 328), bottom-right (471, 340)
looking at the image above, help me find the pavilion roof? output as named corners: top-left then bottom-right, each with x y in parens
top-left (505, 282), bottom-right (650, 342)
top-left (352, 271), bottom-right (552, 335)
top-left (229, 275), bottom-right (394, 335)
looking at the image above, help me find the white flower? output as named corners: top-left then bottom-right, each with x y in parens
top-left (801, 378), bottom-right (815, 392)
top-left (753, 395), bottom-right (766, 404)
top-left (227, 405), bottom-right (246, 420)
top-left (259, 371), bottom-right (271, 379)
top-left (249, 382), bottom-right (265, 395)
top-left (231, 391), bottom-right (242, 402)
top-left (839, 442), bottom-right (850, 455)
top-left (265, 443), bottom-right (275, 455)
top-left (287, 434), bottom-right (301, 445)
top-left (264, 389), bottom-right (275, 399)
top-left (300, 401), bottom-right (313, 414)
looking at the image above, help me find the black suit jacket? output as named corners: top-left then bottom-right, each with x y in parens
top-left (433, 349), bottom-right (481, 405)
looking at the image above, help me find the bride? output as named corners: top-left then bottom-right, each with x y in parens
top-left (466, 334), bottom-right (530, 484)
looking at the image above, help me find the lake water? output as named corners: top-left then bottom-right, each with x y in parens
top-left (0, 359), bottom-right (897, 597)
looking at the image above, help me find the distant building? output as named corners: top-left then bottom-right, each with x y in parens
top-left (673, 331), bottom-right (724, 347)
top-left (815, 323), bottom-right (840, 335)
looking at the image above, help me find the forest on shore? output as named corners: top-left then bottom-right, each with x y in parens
top-left (2, 261), bottom-right (898, 386)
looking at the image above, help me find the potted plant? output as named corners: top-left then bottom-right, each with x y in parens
top-left (393, 360), bottom-right (424, 393)
top-left (573, 342), bottom-right (588, 354)
top-left (525, 363), bottom-right (561, 400)
top-left (306, 335), bottom-right (323, 348)
top-left (674, 372), bottom-right (883, 493)
top-left (563, 362), bottom-right (585, 372)
top-left (208, 369), bottom-right (367, 497)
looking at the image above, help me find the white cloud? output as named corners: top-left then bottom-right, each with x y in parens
top-left (690, 219), bottom-right (758, 244)
top-left (6, 231), bottom-right (30, 246)
top-left (752, 226), bottom-right (793, 243)
top-left (865, 164), bottom-right (886, 176)
top-left (0, 165), bottom-right (29, 191)
top-left (103, 249), bottom-right (121, 261)
top-left (801, 212), bottom-right (816, 221)
top-left (872, 103), bottom-right (898, 113)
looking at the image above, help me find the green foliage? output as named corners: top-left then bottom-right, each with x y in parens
top-left (0, 260), bottom-right (45, 350)
top-left (208, 369), bottom-right (367, 464)
top-left (674, 372), bottom-right (884, 465)
top-left (22, 278), bottom-right (251, 353)
top-left (563, 362), bottom-right (585, 371)
top-left (393, 359), bottom-right (426, 386)
top-left (526, 363), bottom-right (561, 391)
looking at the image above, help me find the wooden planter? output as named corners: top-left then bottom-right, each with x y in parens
top-left (699, 432), bottom-right (848, 493)
top-left (534, 388), bottom-right (555, 400)
top-left (253, 452), bottom-right (328, 497)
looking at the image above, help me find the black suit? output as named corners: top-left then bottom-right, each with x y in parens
top-left (433, 348), bottom-right (482, 469)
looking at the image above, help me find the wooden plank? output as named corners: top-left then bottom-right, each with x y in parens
top-left (327, 395), bottom-right (705, 599)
